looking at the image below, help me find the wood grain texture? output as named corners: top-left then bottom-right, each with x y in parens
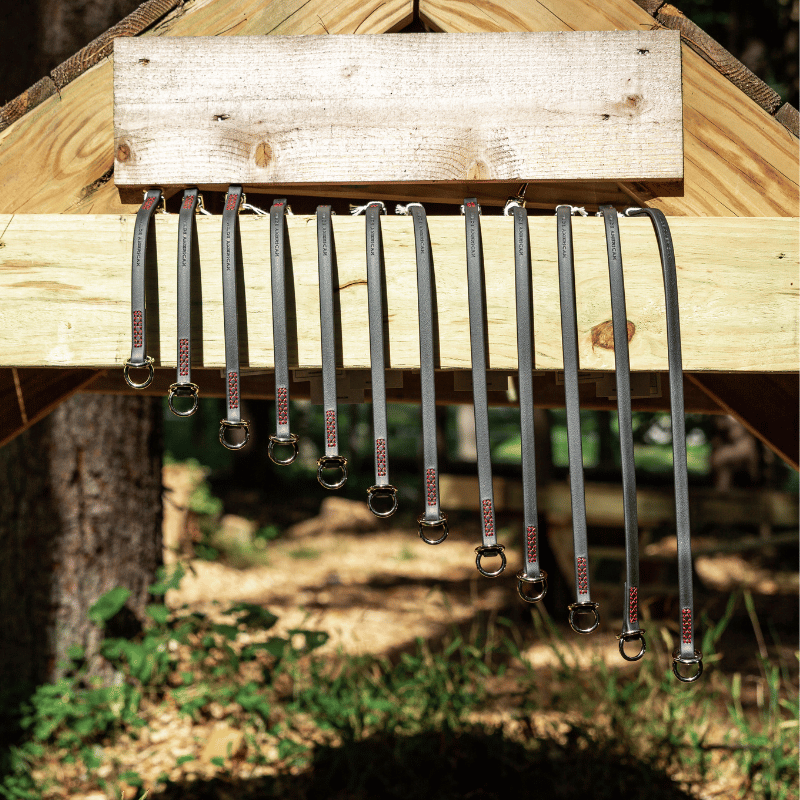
top-left (0, 0), bottom-right (413, 216)
top-left (776, 103), bottom-right (799, 139)
top-left (113, 32), bottom-right (683, 188)
top-left (419, 0), bottom-right (799, 218)
top-left (0, 214), bottom-right (795, 371)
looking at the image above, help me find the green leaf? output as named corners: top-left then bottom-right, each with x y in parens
top-left (212, 624), bottom-right (239, 641)
top-left (148, 564), bottom-right (186, 595)
top-left (66, 644), bottom-right (85, 661)
top-left (88, 587), bottom-right (131, 624)
top-left (263, 637), bottom-right (288, 658)
top-left (210, 756), bottom-right (225, 768)
top-left (175, 755), bottom-right (196, 766)
top-left (119, 770), bottom-right (143, 786)
top-left (226, 603), bottom-right (279, 630)
top-left (145, 604), bottom-right (170, 625)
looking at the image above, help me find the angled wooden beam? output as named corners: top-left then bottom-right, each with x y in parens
top-left (0, 214), bottom-right (795, 372)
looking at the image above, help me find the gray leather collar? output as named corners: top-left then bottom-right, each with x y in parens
top-left (364, 202), bottom-right (398, 517)
top-left (626, 207), bottom-right (702, 682)
top-left (599, 206), bottom-right (646, 661)
top-left (168, 187), bottom-right (200, 417)
top-left (464, 199), bottom-right (506, 578)
top-left (124, 188), bottom-right (162, 389)
top-left (268, 199), bottom-right (299, 465)
top-left (509, 202), bottom-right (546, 602)
top-left (555, 205), bottom-right (599, 634)
top-left (218, 184), bottom-right (249, 450)
top-left (316, 205), bottom-right (347, 489)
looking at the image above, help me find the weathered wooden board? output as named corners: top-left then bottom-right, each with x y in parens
top-left (419, 0), bottom-right (799, 218)
top-left (113, 31), bottom-right (684, 189)
top-left (0, 214), bottom-right (795, 371)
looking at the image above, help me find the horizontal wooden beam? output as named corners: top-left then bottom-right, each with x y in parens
top-left (0, 214), bottom-right (795, 372)
top-left (113, 31), bottom-right (683, 189)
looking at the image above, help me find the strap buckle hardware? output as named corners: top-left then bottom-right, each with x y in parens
top-left (367, 485), bottom-right (398, 518)
top-left (516, 569), bottom-right (548, 604)
top-left (672, 649), bottom-right (704, 682)
top-left (167, 383), bottom-right (200, 417)
top-left (475, 544), bottom-right (506, 578)
top-left (417, 513), bottom-right (449, 545)
top-left (316, 455), bottom-right (348, 490)
top-left (123, 356), bottom-right (155, 389)
top-left (568, 602), bottom-right (601, 635)
top-left (218, 419), bottom-right (250, 451)
top-left (617, 629), bottom-right (647, 661)
top-left (268, 433), bottom-right (299, 466)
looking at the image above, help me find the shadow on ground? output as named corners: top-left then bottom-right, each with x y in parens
top-left (150, 726), bottom-right (696, 800)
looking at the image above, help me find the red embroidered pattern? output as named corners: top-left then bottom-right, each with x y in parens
top-left (325, 409), bottom-right (336, 448)
top-left (182, 195), bottom-right (194, 211)
top-left (526, 526), bottom-right (537, 563)
top-left (681, 607), bottom-right (692, 645)
top-left (225, 193), bottom-right (238, 211)
top-left (227, 371), bottom-right (239, 410)
top-left (142, 196), bottom-right (156, 211)
top-left (426, 469), bottom-right (437, 506)
top-left (577, 557), bottom-right (588, 594)
top-left (482, 499), bottom-right (494, 538)
top-left (376, 439), bottom-right (386, 477)
top-left (178, 338), bottom-right (189, 376)
top-left (277, 387), bottom-right (288, 425)
top-left (629, 587), bottom-right (638, 625)
top-left (132, 310), bottom-right (143, 348)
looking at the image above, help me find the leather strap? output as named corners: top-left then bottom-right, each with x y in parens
top-left (168, 187), bottom-right (200, 417)
top-left (316, 205), bottom-right (347, 489)
top-left (364, 201), bottom-right (398, 517)
top-left (509, 202), bottom-right (546, 601)
top-left (464, 198), bottom-right (506, 578)
top-left (268, 199), bottom-right (299, 465)
top-left (218, 185), bottom-right (250, 450)
top-left (405, 203), bottom-right (448, 544)
top-left (556, 205), bottom-right (599, 633)
top-left (124, 188), bottom-right (162, 389)
top-left (627, 207), bottom-right (702, 682)
top-left (599, 206), bottom-right (646, 661)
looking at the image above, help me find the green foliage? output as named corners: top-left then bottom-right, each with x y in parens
top-left (88, 588), bottom-right (132, 625)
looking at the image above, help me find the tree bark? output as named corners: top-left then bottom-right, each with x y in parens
top-left (0, 394), bottom-right (162, 691)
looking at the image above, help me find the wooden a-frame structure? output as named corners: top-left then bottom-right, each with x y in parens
top-left (0, 0), bottom-right (797, 469)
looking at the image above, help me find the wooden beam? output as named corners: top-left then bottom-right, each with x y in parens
top-left (113, 31), bottom-right (683, 190)
top-left (419, 0), bottom-right (799, 218)
top-left (0, 214), bottom-right (795, 372)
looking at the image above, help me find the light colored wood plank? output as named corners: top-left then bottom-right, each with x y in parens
top-left (0, 214), bottom-right (795, 371)
top-left (113, 32), bottom-right (683, 189)
top-left (0, 0), bottom-right (413, 216)
top-left (419, 0), bottom-right (799, 217)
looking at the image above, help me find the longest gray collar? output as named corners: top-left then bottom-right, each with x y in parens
top-left (464, 199), bottom-right (506, 578)
top-left (124, 188), bottom-right (162, 389)
top-left (599, 206), bottom-right (646, 661)
top-left (556, 205), bottom-right (599, 634)
top-left (509, 202), bottom-right (546, 602)
top-left (626, 207), bottom-right (702, 682)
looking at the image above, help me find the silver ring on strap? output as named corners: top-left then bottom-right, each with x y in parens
top-left (509, 201), bottom-right (545, 600)
top-left (219, 184), bottom-right (249, 450)
top-left (464, 198), bottom-right (505, 577)
top-left (169, 187), bottom-right (201, 417)
top-left (672, 649), bottom-right (704, 682)
top-left (125, 189), bottom-right (162, 388)
top-left (626, 207), bottom-right (702, 680)
top-left (556, 206), bottom-right (598, 628)
top-left (402, 202), bottom-right (448, 544)
top-left (362, 201), bottom-right (396, 517)
top-left (568, 601), bottom-right (601, 635)
top-left (268, 433), bottom-right (299, 465)
top-left (316, 205), bottom-right (348, 489)
top-left (269, 199), bottom-right (296, 465)
top-left (599, 205), bottom-right (645, 658)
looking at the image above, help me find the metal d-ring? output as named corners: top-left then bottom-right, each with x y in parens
top-left (475, 545), bottom-right (507, 578)
top-left (568, 601), bottom-right (601, 635)
top-left (317, 455), bottom-right (348, 490)
top-left (672, 649), bottom-right (704, 683)
top-left (167, 382), bottom-right (200, 417)
top-left (417, 513), bottom-right (449, 545)
top-left (219, 419), bottom-right (250, 451)
top-left (268, 433), bottom-right (299, 465)
top-left (367, 485), bottom-right (398, 518)
top-left (617, 629), bottom-right (647, 661)
top-left (516, 569), bottom-right (548, 604)
top-left (123, 357), bottom-right (155, 390)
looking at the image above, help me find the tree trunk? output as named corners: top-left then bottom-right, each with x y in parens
top-left (0, 394), bottom-right (162, 693)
